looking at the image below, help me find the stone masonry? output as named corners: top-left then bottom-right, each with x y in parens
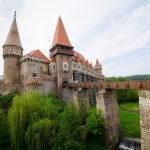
top-left (139, 90), bottom-right (150, 150)
top-left (0, 12), bottom-right (104, 98)
top-left (96, 89), bottom-right (121, 149)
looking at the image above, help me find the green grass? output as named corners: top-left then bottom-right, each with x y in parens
top-left (119, 102), bottom-right (140, 138)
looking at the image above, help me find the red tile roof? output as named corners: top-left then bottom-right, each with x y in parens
top-left (28, 49), bottom-right (50, 63)
top-left (52, 17), bottom-right (73, 48)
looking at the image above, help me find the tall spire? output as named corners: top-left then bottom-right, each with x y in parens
top-left (3, 11), bottom-right (23, 49)
top-left (14, 11), bottom-right (16, 19)
top-left (51, 17), bottom-right (73, 48)
top-left (95, 59), bottom-right (102, 69)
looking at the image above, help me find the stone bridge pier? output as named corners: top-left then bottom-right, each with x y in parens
top-left (96, 89), bottom-right (121, 149)
top-left (139, 90), bottom-right (150, 150)
top-left (62, 88), bottom-right (121, 149)
top-left (62, 87), bottom-right (89, 108)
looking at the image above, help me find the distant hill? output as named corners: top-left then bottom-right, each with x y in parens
top-left (126, 75), bottom-right (150, 81)
top-left (106, 74), bottom-right (150, 82)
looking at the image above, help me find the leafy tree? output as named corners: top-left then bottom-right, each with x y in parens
top-left (8, 91), bottom-right (60, 150)
top-left (8, 91), bottom-right (106, 150)
top-left (86, 108), bottom-right (103, 135)
top-left (105, 77), bottom-right (139, 103)
top-left (0, 92), bottom-right (18, 113)
top-left (0, 108), bottom-right (10, 146)
top-left (52, 103), bottom-right (86, 150)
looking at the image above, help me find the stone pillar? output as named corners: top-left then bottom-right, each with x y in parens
top-left (139, 90), bottom-right (150, 150)
top-left (62, 88), bottom-right (89, 108)
top-left (96, 89), bottom-right (120, 149)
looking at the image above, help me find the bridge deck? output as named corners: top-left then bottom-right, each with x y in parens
top-left (63, 81), bottom-right (150, 90)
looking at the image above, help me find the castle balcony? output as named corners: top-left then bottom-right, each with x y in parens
top-left (24, 77), bottom-right (43, 86)
top-left (40, 74), bottom-right (56, 81)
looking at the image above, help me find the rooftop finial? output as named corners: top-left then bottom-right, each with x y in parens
top-left (14, 11), bottom-right (16, 19)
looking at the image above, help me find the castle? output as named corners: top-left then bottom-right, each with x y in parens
top-left (0, 12), bottom-right (104, 99)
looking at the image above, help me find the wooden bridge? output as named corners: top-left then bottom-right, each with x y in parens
top-left (63, 80), bottom-right (150, 90)
top-left (62, 80), bottom-right (150, 149)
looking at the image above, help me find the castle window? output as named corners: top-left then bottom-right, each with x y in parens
top-left (33, 73), bottom-right (37, 77)
top-left (73, 64), bottom-right (76, 68)
top-left (64, 64), bottom-right (67, 68)
top-left (63, 62), bottom-right (68, 71)
top-left (53, 65), bottom-right (55, 69)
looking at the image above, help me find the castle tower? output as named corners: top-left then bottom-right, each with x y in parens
top-left (3, 12), bottom-right (23, 90)
top-left (94, 59), bottom-right (102, 75)
top-left (50, 17), bottom-right (74, 99)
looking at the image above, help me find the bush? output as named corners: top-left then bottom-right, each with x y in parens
top-left (116, 90), bottom-right (139, 104)
top-left (0, 92), bottom-right (18, 111)
top-left (52, 103), bottom-right (86, 150)
top-left (0, 108), bottom-right (10, 146)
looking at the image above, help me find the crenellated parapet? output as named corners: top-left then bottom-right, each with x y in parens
top-left (3, 45), bottom-right (23, 58)
top-left (24, 77), bottom-right (43, 85)
top-left (19, 54), bottom-right (41, 63)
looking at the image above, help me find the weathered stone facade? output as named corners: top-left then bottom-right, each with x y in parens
top-left (139, 90), bottom-right (150, 150)
top-left (0, 13), bottom-right (104, 98)
top-left (96, 89), bottom-right (121, 149)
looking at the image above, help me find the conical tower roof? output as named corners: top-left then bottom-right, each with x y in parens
top-left (95, 59), bottom-right (102, 69)
top-left (3, 12), bottom-right (23, 49)
top-left (51, 17), bottom-right (73, 48)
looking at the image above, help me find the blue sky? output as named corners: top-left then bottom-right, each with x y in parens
top-left (0, 0), bottom-right (150, 76)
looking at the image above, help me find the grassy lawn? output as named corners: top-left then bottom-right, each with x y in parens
top-left (119, 102), bottom-right (140, 138)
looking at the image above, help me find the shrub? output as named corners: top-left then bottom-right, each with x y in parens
top-left (86, 108), bottom-right (103, 135)
top-left (52, 103), bottom-right (86, 150)
top-left (0, 92), bottom-right (18, 111)
top-left (0, 108), bottom-right (10, 145)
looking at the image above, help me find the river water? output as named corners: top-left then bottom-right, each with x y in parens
top-left (118, 137), bottom-right (141, 150)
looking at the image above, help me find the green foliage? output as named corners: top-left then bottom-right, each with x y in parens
top-left (0, 108), bottom-right (10, 145)
top-left (47, 91), bottom-right (64, 114)
top-left (105, 77), bottom-right (139, 103)
top-left (52, 103), bottom-right (86, 150)
top-left (116, 89), bottom-right (139, 104)
top-left (105, 76), bottom-right (128, 82)
top-left (126, 74), bottom-right (150, 81)
top-left (7, 91), bottom-right (106, 150)
top-left (78, 101), bottom-right (88, 125)
top-left (86, 108), bottom-right (103, 135)
top-left (8, 91), bottom-right (61, 150)
top-left (0, 92), bottom-right (18, 111)
top-left (25, 118), bottom-right (56, 150)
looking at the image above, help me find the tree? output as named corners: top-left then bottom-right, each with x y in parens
top-left (8, 91), bottom-right (60, 150)
top-left (0, 108), bottom-right (9, 146)
top-left (52, 103), bottom-right (86, 150)
top-left (86, 108), bottom-right (103, 135)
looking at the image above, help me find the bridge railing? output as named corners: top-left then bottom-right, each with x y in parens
top-left (63, 80), bottom-right (150, 90)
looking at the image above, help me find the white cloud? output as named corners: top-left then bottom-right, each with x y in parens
top-left (0, 0), bottom-right (150, 76)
